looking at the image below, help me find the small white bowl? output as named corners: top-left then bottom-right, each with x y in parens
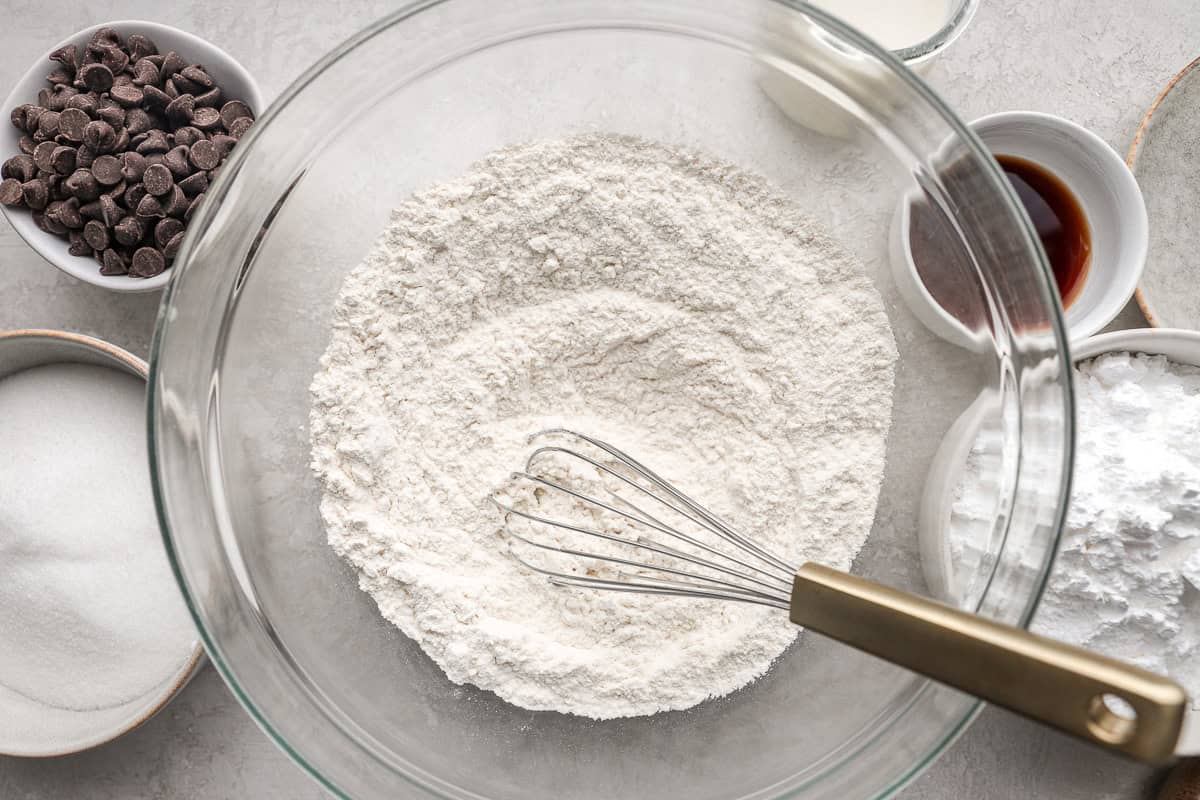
top-left (891, 112), bottom-right (1148, 347)
top-left (918, 327), bottom-right (1200, 604)
top-left (972, 112), bottom-right (1148, 341)
top-left (0, 329), bottom-right (205, 757)
top-left (0, 21), bottom-right (263, 294)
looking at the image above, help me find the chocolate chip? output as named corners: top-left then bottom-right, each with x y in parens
top-left (191, 106), bottom-right (220, 131)
top-left (127, 35), bottom-right (157, 61)
top-left (96, 105), bottom-right (125, 128)
top-left (78, 199), bottom-right (102, 220)
top-left (134, 128), bottom-right (169, 154)
top-left (124, 183), bottom-right (148, 210)
top-left (143, 163), bottom-right (173, 195)
top-left (57, 107), bottom-right (90, 142)
top-left (42, 206), bottom-right (68, 234)
top-left (114, 215), bottom-right (145, 246)
top-left (143, 84), bottom-right (171, 109)
top-left (75, 144), bottom-right (95, 168)
top-left (2, 154), bottom-right (37, 182)
top-left (18, 136), bottom-right (36, 155)
top-left (78, 63), bottom-right (114, 92)
top-left (82, 219), bottom-right (109, 250)
top-left (42, 87), bottom-right (74, 112)
top-left (90, 153), bottom-right (122, 184)
top-left (194, 87), bottom-right (222, 109)
top-left (32, 141), bottom-right (57, 172)
top-left (188, 138), bottom-right (220, 171)
top-left (57, 196), bottom-right (83, 228)
top-left (37, 110), bottom-right (61, 138)
top-left (125, 107), bottom-right (152, 135)
top-left (136, 193), bottom-right (165, 218)
top-left (110, 84), bottom-right (144, 108)
top-left (99, 193), bottom-right (123, 226)
top-left (144, 54), bottom-right (165, 67)
top-left (31, 210), bottom-right (48, 231)
top-left (226, 116), bottom-right (252, 140)
top-left (0, 179), bottom-right (22, 206)
top-left (172, 126), bottom-right (203, 147)
top-left (83, 120), bottom-right (117, 152)
top-left (131, 245), bottom-right (165, 277)
top-left (163, 184), bottom-right (188, 217)
top-left (163, 78), bottom-right (179, 99)
top-left (49, 44), bottom-right (77, 68)
top-left (89, 27), bottom-right (121, 48)
top-left (163, 145), bottom-right (190, 177)
top-left (42, 173), bottom-right (62, 197)
top-left (100, 46), bottom-right (128, 75)
top-left (119, 151), bottom-right (147, 182)
top-left (163, 230), bottom-right (185, 259)
top-left (153, 217), bottom-right (184, 248)
top-left (178, 170), bottom-right (207, 196)
top-left (46, 66), bottom-right (73, 86)
top-left (184, 192), bottom-right (204, 221)
top-left (170, 73), bottom-right (200, 95)
top-left (11, 104), bottom-right (42, 134)
top-left (218, 100), bottom-right (252, 127)
top-left (20, 179), bottom-right (49, 209)
top-left (131, 58), bottom-right (160, 87)
top-left (50, 145), bottom-right (76, 175)
top-left (64, 168), bottom-right (100, 201)
top-left (67, 230), bottom-right (90, 255)
top-left (179, 65), bottom-right (214, 90)
top-left (208, 133), bottom-right (236, 159)
top-left (100, 247), bottom-right (127, 275)
top-left (65, 93), bottom-right (98, 114)
top-left (165, 93), bottom-right (195, 126)
top-left (161, 51), bottom-right (187, 76)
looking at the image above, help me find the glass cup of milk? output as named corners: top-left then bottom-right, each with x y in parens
top-left (760, 0), bottom-right (978, 137)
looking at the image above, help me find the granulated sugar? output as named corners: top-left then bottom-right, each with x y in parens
top-left (0, 363), bottom-right (196, 712)
top-left (310, 134), bottom-right (897, 718)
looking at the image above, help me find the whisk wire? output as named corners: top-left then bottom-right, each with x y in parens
top-left (493, 429), bottom-right (800, 608)
top-left (506, 540), bottom-right (790, 608)
top-left (507, 468), bottom-right (792, 590)
top-left (493, 491), bottom-right (790, 600)
top-left (526, 435), bottom-right (797, 580)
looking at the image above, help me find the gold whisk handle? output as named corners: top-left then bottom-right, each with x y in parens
top-left (790, 563), bottom-right (1188, 765)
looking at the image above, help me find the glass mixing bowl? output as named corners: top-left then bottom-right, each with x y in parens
top-left (149, 2), bottom-right (1073, 798)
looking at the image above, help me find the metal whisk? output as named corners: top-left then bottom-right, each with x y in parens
top-left (490, 429), bottom-right (1192, 765)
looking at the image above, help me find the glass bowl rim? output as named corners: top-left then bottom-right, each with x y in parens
top-left (147, 1), bottom-right (1074, 798)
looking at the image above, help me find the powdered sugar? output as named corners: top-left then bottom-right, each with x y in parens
top-left (309, 134), bottom-right (896, 718)
top-left (951, 352), bottom-right (1200, 705)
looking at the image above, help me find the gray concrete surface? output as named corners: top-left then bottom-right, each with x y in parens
top-left (0, 0), bottom-right (1189, 797)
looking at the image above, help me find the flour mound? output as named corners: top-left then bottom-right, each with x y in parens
top-left (310, 134), bottom-right (896, 719)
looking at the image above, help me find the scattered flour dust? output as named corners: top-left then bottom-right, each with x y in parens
top-left (309, 134), bottom-right (897, 719)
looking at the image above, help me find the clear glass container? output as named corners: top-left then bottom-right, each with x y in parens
top-left (149, 2), bottom-right (1072, 799)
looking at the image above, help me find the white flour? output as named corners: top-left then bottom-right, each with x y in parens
top-left (310, 134), bottom-right (897, 718)
top-left (951, 352), bottom-right (1200, 705)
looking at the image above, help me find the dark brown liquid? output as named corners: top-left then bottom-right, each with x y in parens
top-left (996, 154), bottom-right (1091, 307)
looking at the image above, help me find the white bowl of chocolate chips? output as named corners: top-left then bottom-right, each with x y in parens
top-left (0, 20), bottom-right (263, 292)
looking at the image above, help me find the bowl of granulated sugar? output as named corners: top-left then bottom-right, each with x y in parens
top-left (0, 329), bottom-right (202, 757)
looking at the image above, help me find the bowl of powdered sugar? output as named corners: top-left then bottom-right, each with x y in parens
top-left (0, 330), bottom-right (202, 757)
top-left (923, 328), bottom-right (1200, 715)
top-left (147, 3), bottom-right (1077, 799)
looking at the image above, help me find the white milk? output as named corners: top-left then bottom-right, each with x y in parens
top-left (809, 0), bottom-right (953, 51)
